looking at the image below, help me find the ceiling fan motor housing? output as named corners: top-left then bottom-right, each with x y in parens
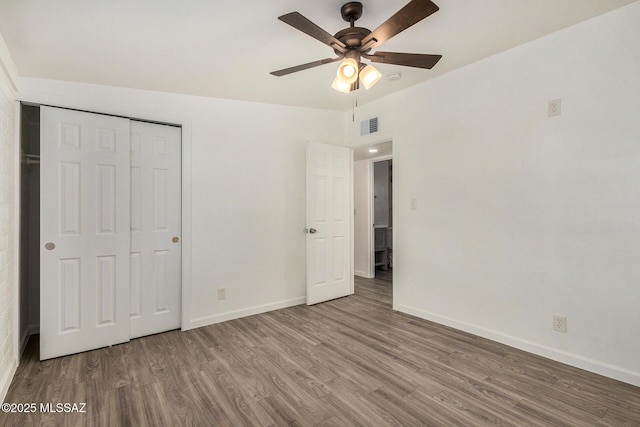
top-left (333, 27), bottom-right (372, 55)
top-left (335, 2), bottom-right (372, 55)
top-left (341, 2), bottom-right (363, 22)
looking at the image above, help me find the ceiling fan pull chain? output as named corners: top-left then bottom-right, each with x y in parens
top-left (352, 94), bottom-right (359, 122)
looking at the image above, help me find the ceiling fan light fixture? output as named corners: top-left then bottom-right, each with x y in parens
top-left (359, 64), bottom-right (382, 89)
top-left (331, 76), bottom-right (352, 93)
top-left (271, 0), bottom-right (442, 96)
top-left (336, 58), bottom-right (359, 84)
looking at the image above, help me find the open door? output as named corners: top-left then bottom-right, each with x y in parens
top-left (306, 142), bottom-right (353, 305)
top-left (40, 106), bottom-right (131, 359)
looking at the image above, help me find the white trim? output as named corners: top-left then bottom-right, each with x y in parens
top-left (367, 154), bottom-right (393, 162)
top-left (398, 303), bottom-right (640, 388)
top-left (354, 269), bottom-right (373, 279)
top-left (391, 139), bottom-right (399, 310)
top-left (179, 120), bottom-right (193, 331)
top-left (368, 159), bottom-right (375, 278)
top-left (12, 101), bottom-right (21, 367)
top-left (187, 297), bottom-right (306, 330)
top-left (349, 147), bottom-right (355, 296)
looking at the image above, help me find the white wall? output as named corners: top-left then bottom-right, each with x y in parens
top-left (17, 77), bottom-right (345, 330)
top-left (0, 31), bottom-right (19, 402)
top-left (345, 2), bottom-right (640, 386)
top-left (354, 159), bottom-right (371, 277)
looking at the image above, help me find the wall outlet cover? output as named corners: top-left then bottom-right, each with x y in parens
top-left (553, 315), bottom-right (567, 333)
top-left (548, 99), bottom-right (562, 117)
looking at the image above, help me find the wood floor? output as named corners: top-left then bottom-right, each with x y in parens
top-left (2, 276), bottom-right (640, 426)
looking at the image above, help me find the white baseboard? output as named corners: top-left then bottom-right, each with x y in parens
top-left (186, 296), bottom-right (306, 330)
top-left (354, 270), bottom-right (373, 278)
top-left (398, 304), bottom-right (640, 388)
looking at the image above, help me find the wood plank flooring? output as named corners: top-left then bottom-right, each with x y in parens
top-left (2, 275), bottom-right (640, 426)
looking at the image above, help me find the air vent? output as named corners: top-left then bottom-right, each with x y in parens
top-left (360, 117), bottom-right (379, 136)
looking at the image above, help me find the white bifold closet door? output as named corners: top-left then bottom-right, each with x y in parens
top-left (129, 121), bottom-right (181, 339)
top-left (40, 106), bottom-right (131, 360)
top-left (40, 107), bottom-right (182, 360)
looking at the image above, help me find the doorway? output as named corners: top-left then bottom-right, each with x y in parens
top-left (353, 140), bottom-right (393, 284)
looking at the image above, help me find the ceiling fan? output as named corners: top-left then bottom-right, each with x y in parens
top-left (270, 0), bottom-right (442, 93)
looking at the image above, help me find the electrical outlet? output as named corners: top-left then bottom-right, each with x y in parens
top-left (548, 99), bottom-right (561, 117)
top-left (553, 315), bottom-right (567, 333)
top-left (218, 288), bottom-right (226, 300)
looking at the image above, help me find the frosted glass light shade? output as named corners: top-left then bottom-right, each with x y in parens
top-left (359, 65), bottom-right (382, 90)
top-left (331, 76), bottom-right (351, 93)
top-left (336, 58), bottom-right (359, 84)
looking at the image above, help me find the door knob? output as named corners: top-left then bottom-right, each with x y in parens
top-left (171, 236), bottom-right (180, 243)
top-left (308, 228), bottom-right (317, 234)
top-left (45, 242), bottom-right (55, 250)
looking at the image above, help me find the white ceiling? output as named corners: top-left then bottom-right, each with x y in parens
top-left (0, 0), bottom-right (635, 111)
top-left (354, 140), bottom-right (393, 161)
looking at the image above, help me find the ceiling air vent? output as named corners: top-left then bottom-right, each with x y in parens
top-left (360, 117), bottom-right (379, 136)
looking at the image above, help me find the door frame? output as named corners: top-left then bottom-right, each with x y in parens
top-left (13, 99), bottom-right (193, 357)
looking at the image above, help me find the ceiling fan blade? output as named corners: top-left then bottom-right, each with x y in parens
top-left (361, 0), bottom-right (439, 50)
top-left (364, 52), bottom-right (442, 69)
top-left (278, 12), bottom-right (347, 53)
top-left (270, 56), bottom-right (344, 77)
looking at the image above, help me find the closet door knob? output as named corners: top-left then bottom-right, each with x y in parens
top-left (172, 236), bottom-right (180, 243)
top-left (45, 242), bottom-right (55, 250)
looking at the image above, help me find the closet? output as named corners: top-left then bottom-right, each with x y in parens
top-left (20, 105), bottom-right (182, 360)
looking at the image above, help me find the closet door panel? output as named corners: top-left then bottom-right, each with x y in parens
top-left (130, 121), bottom-right (181, 338)
top-left (40, 106), bottom-right (130, 360)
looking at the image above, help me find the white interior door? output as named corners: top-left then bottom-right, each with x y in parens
top-left (130, 121), bottom-right (181, 338)
top-left (40, 106), bottom-right (131, 360)
top-left (306, 142), bottom-right (353, 305)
